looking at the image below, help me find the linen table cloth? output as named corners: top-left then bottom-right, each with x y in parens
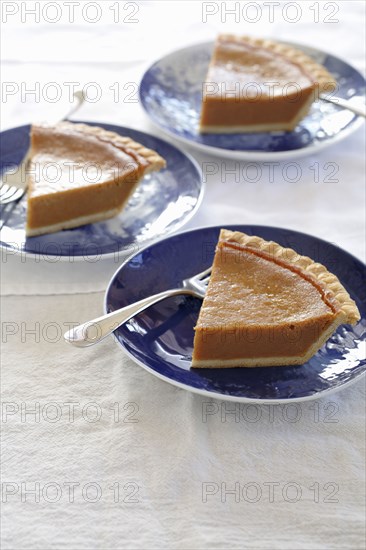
top-left (1, 2), bottom-right (365, 549)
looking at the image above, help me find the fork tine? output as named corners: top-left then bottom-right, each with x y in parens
top-left (0, 184), bottom-right (10, 198)
top-left (1, 187), bottom-right (25, 204)
top-left (12, 188), bottom-right (26, 201)
top-left (194, 266), bottom-right (212, 280)
top-left (0, 189), bottom-right (16, 202)
top-left (0, 196), bottom-right (23, 230)
top-left (1, 186), bottom-right (18, 202)
top-left (200, 275), bottom-right (211, 285)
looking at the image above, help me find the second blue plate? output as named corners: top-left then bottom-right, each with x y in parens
top-left (140, 41), bottom-right (365, 160)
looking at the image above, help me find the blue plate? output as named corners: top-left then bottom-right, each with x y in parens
top-left (0, 122), bottom-right (203, 258)
top-left (105, 225), bottom-right (366, 403)
top-left (140, 41), bottom-right (365, 160)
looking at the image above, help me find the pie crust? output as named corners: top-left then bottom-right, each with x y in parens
top-left (192, 229), bottom-right (360, 368)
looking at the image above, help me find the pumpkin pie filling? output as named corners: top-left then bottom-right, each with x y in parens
top-left (200, 35), bottom-right (337, 133)
top-left (192, 230), bottom-right (360, 368)
top-left (26, 122), bottom-right (166, 236)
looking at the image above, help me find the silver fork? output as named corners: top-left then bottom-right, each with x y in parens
top-left (0, 181), bottom-right (28, 204)
top-left (319, 94), bottom-right (366, 118)
top-left (64, 266), bottom-right (212, 348)
top-left (0, 91), bottom-right (86, 223)
top-left (0, 150), bottom-right (31, 205)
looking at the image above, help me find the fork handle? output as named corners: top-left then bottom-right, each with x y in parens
top-left (320, 95), bottom-right (366, 118)
top-left (64, 288), bottom-right (184, 347)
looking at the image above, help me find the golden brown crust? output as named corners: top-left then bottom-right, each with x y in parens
top-left (34, 121), bottom-right (166, 173)
top-left (219, 229), bottom-right (360, 325)
top-left (217, 34), bottom-right (337, 93)
top-left (25, 208), bottom-right (120, 237)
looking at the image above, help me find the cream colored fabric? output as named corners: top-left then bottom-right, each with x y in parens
top-left (1, 1), bottom-right (365, 548)
top-left (2, 293), bottom-right (366, 550)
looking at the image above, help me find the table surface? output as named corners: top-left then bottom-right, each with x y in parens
top-left (1, 2), bottom-right (365, 549)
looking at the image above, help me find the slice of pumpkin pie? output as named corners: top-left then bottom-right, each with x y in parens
top-left (200, 34), bottom-right (336, 133)
top-left (25, 122), bottom-right (166, 236)
top-left (192, 229), bottom-right (360, 368)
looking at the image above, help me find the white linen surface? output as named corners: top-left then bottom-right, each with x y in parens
top-left (2, 293), bottom-right (366, 550)
top-left (1, 2), bottom-right (365, 549)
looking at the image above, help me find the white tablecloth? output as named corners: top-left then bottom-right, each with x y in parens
top-left (1, 2), bottom-right (365, 549)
